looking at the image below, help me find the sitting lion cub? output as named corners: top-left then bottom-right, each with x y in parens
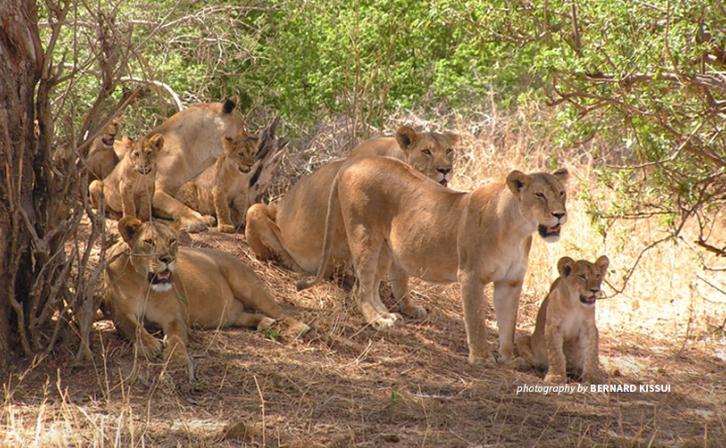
top-left (103, 217), bottom-right (309, 366)
top-left (89, 134), bottom-right (163, 220)
top-left (516, 255), bottom-right (610, 383)
top-left (86, 118), bottom-right (121, 182)
top-left (175, 131), bottom-right (258, 232)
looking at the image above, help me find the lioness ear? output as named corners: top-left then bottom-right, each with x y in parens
top-left (552, 167), bottom-right (569, 184)
top-left (506, 170), bottom-right (530, 195)
top-left (147, 134), bottom-right (164, 152)
top-left (442, 132), bottom-right (460, 147)
top-left (118, 217), bottom-right (143, 245)
top-left (595, 255), bottom-right (609, 275)
top-left (558, 257), bottom-right (576, 277)
top-left (222, 96), bottom-right (239, 114)
top-left (395, 126), bottom-right (417, 152)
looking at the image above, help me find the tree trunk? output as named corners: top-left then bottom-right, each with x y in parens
top-left (0, 0), bottom-right (44, 369)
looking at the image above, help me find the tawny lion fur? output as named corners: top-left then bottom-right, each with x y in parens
top-left (245, 126), bottom-right (459, 280)
top-left (103, 217), bottom-right (309, 367)
top-left (516, 255), bottom-right (609, 383)
top-left (175, 131), bottom-right (259, 232)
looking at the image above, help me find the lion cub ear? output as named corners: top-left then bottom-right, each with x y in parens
top-left (595, 255), bottom-right (609, 275)
top-left (147, 134), bottom-right (165, 152)
top-left (395, 126), bottom-right (417, 152)
top-left (118, 217), bottom-right (143, 245)
top-left (557, 256), bottom-right (576, 277)
top-left (552, 167), bottom-right (569, 184)
top-left (506, 170), bottom-right (530, 195)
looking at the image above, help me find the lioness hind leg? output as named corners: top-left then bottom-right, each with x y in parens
top-left (89, 180), bottom-right (104, 209)
top-left (245, 203), bottom-right (302, 271)
top-left (390, 261), bottom-right (426, 319)
top-left (348, 231), bottom-right (397, 330)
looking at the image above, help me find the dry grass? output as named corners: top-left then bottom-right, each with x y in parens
top-left (2, 109), bottom-right (724, 447)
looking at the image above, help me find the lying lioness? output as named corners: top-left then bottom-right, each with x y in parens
top-left (176, 131), bottom-right (259, 232)
top-left (298, 156), bottom-right (568, 365)
top-left (245, 126), bottom-right (459, 278)
top-left (103, 217), bottom-right (309, 365)
top-left (516, 255), bottom-right (609, 383)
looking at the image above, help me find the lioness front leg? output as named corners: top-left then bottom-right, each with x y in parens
top-left (113, 309), bottom-right (162, 358)
top-left (459, 272), bottom-right (494, 365)
top-left (544, 325), bottom-right (567, 383)
top-left (160, 317), bottom-right (190, 365)
top-left (493, 280), bottom-right (522, 363)
top-left (213, 186), bottom-right (235, 233)
top-left (153, 189), bottom-right (213, 232)
top-left (581, 326), bottom-right (603, 383)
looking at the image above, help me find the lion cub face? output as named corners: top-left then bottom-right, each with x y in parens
top-left (395, 126), bottom-right (459, 187)
top-left (128, 134), bottom-right (164, 176)
top-left (100, 119), bottom-right (120, 146)
top-left (222, 132), bottom-right (258, 174)
top-left (558, 255), bottom-right (609, 306)
top-left (506, 168), bottom-right (569, 242)
top-left (118, 217), bottom-right (179, 292)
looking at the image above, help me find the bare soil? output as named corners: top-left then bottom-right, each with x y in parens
top-left (3, 228), bottom-right (724, 448)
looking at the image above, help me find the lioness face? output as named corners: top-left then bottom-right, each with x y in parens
top-left (118, 217), bottom-right (179, 292)
top-left (396, 126), bottom-right (459, 187)
top-left (129, 134), bottom-right (164, 176)
top-left (100, 119), bottom-right (120, 146)
top-left (558, 256), bottom-right (609, 307)
top-left (507, 168), bottom-right (569, 242)
top-left (223, 132), bottom-right (258, 174)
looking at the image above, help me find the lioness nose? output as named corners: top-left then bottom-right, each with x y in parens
top-left (590, 288), bottom-right (600, 293)
top-left (552, 212), bottom-right (565, 219)
top-left (437, 167), bottom-right (451, 175)
top-left (159, 255), bottom-right (173, 264)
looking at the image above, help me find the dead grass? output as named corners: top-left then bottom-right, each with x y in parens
top-left (1, 109), bottom-right (724, 447)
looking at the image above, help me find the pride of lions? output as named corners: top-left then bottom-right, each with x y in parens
top-left (88, 97), bottom-right (611, 384)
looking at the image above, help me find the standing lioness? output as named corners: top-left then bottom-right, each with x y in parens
top-left (516, 256), bottom-right (609, 383)
top-left (298, 156), bottom-right (568, 365)
top-left (245, 126), bottom-right (459, 276)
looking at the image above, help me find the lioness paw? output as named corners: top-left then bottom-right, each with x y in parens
top-left (202, 215), bottom-right (216, 226)
top-left (180, 217), bottom-right (209, 233)
top-left (468, 351), bottom-right (497, 367)
top-left (581, 370), bottom-right (606, 384)
top-left (401, 303), bottom-right (427, 319)
top-left (218, 224), bottom-right (236, 233)
top-left (256, 317), bottom-right (275, 331)
top-left (138, 334), bottom-right (162, 358)
top-left (371, 314), bottom-right (399, 330)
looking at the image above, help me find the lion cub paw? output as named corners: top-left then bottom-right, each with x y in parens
top-left (217, 223), bottom-right (236, 233)
top-left (543, 372), bottom-right (568, 384)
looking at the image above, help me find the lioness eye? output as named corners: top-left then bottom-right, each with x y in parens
top-left (446, 148), bottom-right (453, 154)
top-left (535, 192), bottom-right (545, 199)
top-left (578, 274), bottom-right (586, 280)
top-left (560, 191), bottom-right (565, 197)
top-left (422, 149), bottom-right (432, 156)
top-left (144, 239), bottom-right (153, 246)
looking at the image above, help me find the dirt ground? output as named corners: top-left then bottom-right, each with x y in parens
top-left (2, 227), bottom-right (724, 448)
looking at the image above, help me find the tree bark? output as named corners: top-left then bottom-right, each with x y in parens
top-left (0, 0), bottom-right (44, 369)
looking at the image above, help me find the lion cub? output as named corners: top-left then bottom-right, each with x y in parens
top-left (89, 134), bottom-right (163, 220)
top-left (176, 131), bottom-right (258, 232)
top-left (86, 118), bottom-right (121, 182)
top-left (516, 255), bottom-right (609, 383)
